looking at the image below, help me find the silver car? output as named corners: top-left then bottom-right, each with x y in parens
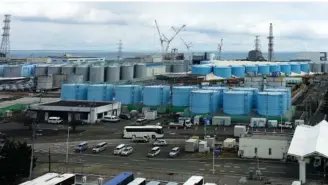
top-left (120, 146), bottom-right (134, 156)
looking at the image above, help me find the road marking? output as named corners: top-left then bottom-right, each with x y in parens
top-left (234, 166), bottom-right (240, 168)
top-left (259, 167), bottom-right (266, 170)
top-left (223, 165), bottom-right (231, 168)
top-left (229, 171), bottom-right (235, 173)
top-left (265, 165), bottom-right (288, 169)
top-left (263, 171), bottom-right (286, 175)
top-left (215, 164), bottom-right (221, 167)
top-left (220, 170), bottom-right (225, 173)
top-left (130, 159), bottom-right (146, 162)
top-left (199, 168), bottom-right (205, 171)
top-left (123, 163), bottom-right (129, 166)
top-left (204, 164), bottom-right (210, 167)
top-left (198, 161), bottom-right (206, 164)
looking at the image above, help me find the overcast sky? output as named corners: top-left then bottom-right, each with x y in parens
top-left (0, 1), bottom-right (327, 52)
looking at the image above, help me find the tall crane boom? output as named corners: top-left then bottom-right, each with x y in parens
top-left (166, 25), bottom-right (186, 52)
top-left (154, 20), bottom-right (165, 54)
top-left (180, 37), bottom-right (192, 51)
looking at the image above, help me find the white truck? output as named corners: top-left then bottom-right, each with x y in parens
top-left (185, 139), bottom-right (199, 152)
top-left (278, 122), bottom-right (293, 129)
top-left (131, 135), bottom-right (150, 143)
top-left (168, 117), bottom-right (192, 128)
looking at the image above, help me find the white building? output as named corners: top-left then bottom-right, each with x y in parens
top-left (296, 51), bottom-right (327, 62)
top-left (146, 63), bottom-right (166, 77)
top-left (238, 133), bottom-right (292, 160)
top-left (49, 55), bottom-right (105, 63)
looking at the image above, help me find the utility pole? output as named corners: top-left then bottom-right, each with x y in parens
top-left (48, 148), bottom-right (51, 172)
top-left (29, 122), bottom-right (35, 180)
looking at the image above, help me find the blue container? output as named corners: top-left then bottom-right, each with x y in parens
top-left (213, 66), bottom-right (231, 78)
top-left (300, 63), bottom-right (309, 73)
top-left (290, 63), bottom-right (301, 74)
top-left (200, 61), bottom-right (213, 65)
top-left (61, 84), bottom-right (77, 100)
top-left (143, 85), bottom-right (170, 106)
top-left (105, 85), bottom-right (114, 101)
top-left (264, 88), bottom-right (291, 109)
top-left (115, 85), bottom-right (142, 105)
top-left (87, 84), bottom-right (107, 101)
top-left (257, 92), bottom-right (287, 116)
top-left (280, 63), bottom-right (291, 75)
top-left (231, 65), bottom-right (245, 77)
top-left (190, 90), bottom-right (220, 114)
top-left (245, 65), bottom-right (258, 75)
top-left (75, 84), bottom-right (88, 100)
top-left (21, 65), bottom-right (33, 77)
top-left (257, 64), bottom-right (270, 75)
top-left (223, 91), bottom-right (252, 115)
top-left (172, 86), bottom-right (195, 107)
top-left (232, 87), bottom-right (259, 109)
top-left (0, 65), bottom-right (5, 77)
top-left (201, 86), bottom-right (228, 108)
top-left (191, 65), bottom-right (213, 75)
top-left (269, 64), bottom-right (281, 73)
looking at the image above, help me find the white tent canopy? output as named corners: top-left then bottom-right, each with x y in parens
top-left (288, 120), bottom-right (328, 158)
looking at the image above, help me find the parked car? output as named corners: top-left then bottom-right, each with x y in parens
top-left (102, 115), bottom-right (120, 122)
top-left (136, 117), bottom-right (147, 122)
top-left (119, 114), bottom-right (131, 120)
top-left (148, 147), bottom-right (161, 157)
top-left (153, 139), bottom-right (167, 146)
top-left (169, 147), bottom-right (180, 158)
top-left (120, 146), bottom-right (134, 156)
top-left (113, 144), bottom-right (127, 155)
top-left (48, 117), bottom-right (63, 124)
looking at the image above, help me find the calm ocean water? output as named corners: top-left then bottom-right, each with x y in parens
top-left (10, 50), bottom-right (299, 61)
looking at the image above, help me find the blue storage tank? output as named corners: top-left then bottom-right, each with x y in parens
top-left (61, 84), bottom-right (77, 100)
top-left (264, 88), bottom-right (291, 109)
top-left (232, 87), bottom-right (259, 109)
top-left (172, 86), bottom-right (195, 107)
top-left (191, 65), bottom-right (213, 75)
top-left (143, 85), bottom-right (170, 106)
top-left (201, 86), bottom-right (228, 108)
top-left (300, 63), bottom-right (309, 73)
top-left (245, 65), bottom-right (258, 75)
top-left (231, 65), bottom-right (245, 77)
top-left (114, 85), bottom-right (142, 105)
top-left (0, 65), bottom-right (5, 77)
top-left (200, 61), bottom-right (213, 65)
top-left (269, 64), bottom-right (281, 72)
top-left (280, 63), bottom-right (291, 75)
top-left (21, 65), bottom-right (33, 77)
top-left (257, 64), bottom-right (270, 75)
top-left (257, 92), bottom-right (287, 116)
top-left (290, 63), bottom-right (301, 74)
top-left (105, 85), bottom-right (114, 101)
top-left (190, 89), bottom-right (220, 114)
top-left (87, 84), bottom-right (107, 101)
top-left (75, 84), bottom-right (88, 100)
top-left (30, 64), bottom-right (36, 76)
top-left (213, 66), bottom-right (231, 78)
top-left (223, 91), bottom-right (252, 115)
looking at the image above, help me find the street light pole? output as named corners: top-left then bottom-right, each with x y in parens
top-left (29, 122), bottom-right (35, 180)
top-left (212, 135), bottom-right (216, 174)
top-left (66, 126), bottom-right (70, 163)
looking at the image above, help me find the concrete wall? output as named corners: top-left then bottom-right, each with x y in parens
top-left (238, 137), bottom-right (289, 159)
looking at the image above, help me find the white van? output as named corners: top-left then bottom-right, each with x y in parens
top-left (92, 142), bottom-right (107, 153)
top-left (75, 141), bottom-right (88, 153)
top-left (113, 144), bottom-right (126, 155)
top-left (103, 115), bottom-right (120, 122)
top-left (47, 117), bottom-right (63, 124)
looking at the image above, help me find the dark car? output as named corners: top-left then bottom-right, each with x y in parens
top-left (119, 114), bottom-right (131, 120)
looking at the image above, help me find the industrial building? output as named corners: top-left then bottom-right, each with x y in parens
top-left (238, 133), bottom-right (292, 159)
top-left (49, 55), bottom-right (105, 63)
top-left (28, 100), bottom-right (121, 124)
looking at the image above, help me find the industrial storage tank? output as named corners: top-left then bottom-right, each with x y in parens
top-left (61, 65), bottom-right (75, 76)
top-left (213, 66), bottom-right (231, 78)
top-left (190, 89), bottom-right (220, 114)
top-left (172, 63), bottom-right (185, 73)
top-left (89, 65), bottom-right (105, 83)
top-left (312, 62), bottom-right (322, 73)
top-left (0, 65), bottom-right (5, 77)
top-left (105, 65), bottom-right (120, 82)
top-left (191, 65), bottom-right (212, 75)
top-left (21, 65), bottom-right (33, 77)
top-left (75, 65), bottom-right (89, 81)
top-left (300, 63), bottom-right (310, 73)
top-left (232, 87), bottom-right (259, 109)
top-left (47, 65), bottom-right (62, 76)
top-left (323, 62), bottom-right (328, 73)
top-left (257, 92), bottom-right (287, 116)
top-left (269, 64), bottom-right (281, 72)
top-left (120, 64), bottom-right (134, 80)
top-left (4, 65), bottom-right (21, 77)
top-left (244, 65), bottom-right (258, 76)
top-left (309, 62), bottom-right (314, 72)
top-left (66, 75), bottom-right (84, 83)
top-left (290, 63), bottom-right (301, 74)
top-left (264, 88), bottom-right (291, 109)
top-left (223, 91), bottom-right (252, 115)
top-left (75, 84), bottom-right (88, 100)
top-left (114, 85), bottom-right (142, 105)
top-left (165, 64), bottom-right (172, 73)
top-left (280, 63), bottom-right (291, 75)
top-left (172, 86), bottom-right (196, 107)
top-left (231, 65), bottom-right (245, 77)
top-left (201, 86), bottom-right (228, 108)
top-left (143, 85), bottom-right (170, 106)
top-left (87, 84), bottom-right (107, 101)
top-left (134, 63), bottom-right (147, 78)
top-left (106, 85), bottom-right (114, 101)
top-left (53, 75), bottom-right (66, 88)
top-left (61, 84), bottom-right (76, 100)
top-left (257, 64), bottom-right (270, 75)
top-left (37, 76), bottom-right (53, 90)
top-left (34, 64), bottom-right (48, 76)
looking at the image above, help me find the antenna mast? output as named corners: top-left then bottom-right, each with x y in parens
top-left (217, 38), bottom-right (223, 60)
top-left (267, 23), bottom-right (274, 61)
top-left (0, 14), bottom-right (11, 62)
top-left (117, 40), bottom-right (123, 61)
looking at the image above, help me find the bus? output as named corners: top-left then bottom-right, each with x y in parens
top-left (19, 173), bottom-right (60, 185)
top-left (44, 173), bottom-right (75, 185)
top-left (183, 176), bottom-right (204, 185)
top-left (123, 126), bottom-right (164, 139)
top-left (127, 178), bottom-right (147, 185)
top-left (103, 172), bottom-right (134, 185)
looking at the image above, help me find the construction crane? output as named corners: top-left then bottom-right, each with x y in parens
top-left (168, 25), bottom-right (186, 52)
top-left (154, 20), bottom-right (166, 54)
top-left (180, 37), bottom-right (192, 51)
top-left (217, 38), bottom-right (223, 60)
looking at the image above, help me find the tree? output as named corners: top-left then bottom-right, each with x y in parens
top-left (0, 140), bottom-right (37, 185)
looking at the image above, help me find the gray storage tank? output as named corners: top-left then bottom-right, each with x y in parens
top-left (134, 63), bottom-right (147, 79)
top-left (165, 63), bottom-right (172, 73)
top-left (61, 65), bottom-right (75, 76)
top-left (120, 64), bottom-right (134, 80)
top-left (172, 63), bottom-right (185, 73)
top-left (89, 65), bottom-right (105, 83)
top-left (66, 75), bottom-right (84, 83)
top-left (3, 65), bottom-right (21, 77)
top-left (312, 62), bottom-right (322, 73)
top-left (34, 64), bottom-right (49, 76)
top-left (75, 64), bottom-right (89, 81)
top-left (47, 65), bottom-right (62, 75)
top-left (105, 65), bottom-right (120, 82)
top-left (53, 75), bottom-right (66, 88)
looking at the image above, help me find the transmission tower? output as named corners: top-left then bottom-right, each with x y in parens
top-left (217, 39), bottom-right (223, 60)
top-left (117, 40), bottom-right (123, 61)
top-left (267, 23), bottom-right (274, 61)
top-left (0, 14), bottom-right (11, 62)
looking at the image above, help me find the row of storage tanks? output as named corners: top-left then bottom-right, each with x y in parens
top-left (191, 61), bottom-right (328, 77)
top-left (0, 63), bottom-right (148, 82)
top-left (61, 84), bottom-right (291, 117)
